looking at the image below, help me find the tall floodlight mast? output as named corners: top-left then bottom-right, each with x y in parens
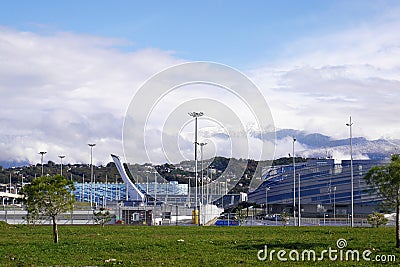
top-left (188, 111), bottom-right (203, 226)
top-left (199, 142), bottom-right (207, 206)
top-left (292, 137), bottom-right (296, 226)
top-left (58, 155), bottom-right (65, 176)
top-left (346, 116), bottom-right (354, 228)
top-left (88, 143), bottom-right (96, 208)
top-left (39, 151), bottom-right (47, 177)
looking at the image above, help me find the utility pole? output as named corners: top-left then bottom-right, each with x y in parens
top-left (298, 173), bottom-right (301, 227)
top-left (188, 111), bottom-right (204, 226)
top-left (39, 151), bottom-right (47, 177)
top-left (333, 186), bottom-right (336, 219)
top-left (265, 186), bottom-right (270, 215)
top-left (88, 143), bottom-right (96, 209)
top-left (58, 155), bottom-right (65, 176)
top-left (199, 142), bottom-right (207, 206)
top-left (292, 137), bottom-right (296, 226)
top-left (346, 117), bottom-right (354, 227)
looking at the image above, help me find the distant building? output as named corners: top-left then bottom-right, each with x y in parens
top-left (248, 158), bottom-right (387, 217)
top-left (72, 181), bottom-right (188, 206)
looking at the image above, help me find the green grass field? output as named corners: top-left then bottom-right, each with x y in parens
top-left (0, 222), bottom-right (399, 266)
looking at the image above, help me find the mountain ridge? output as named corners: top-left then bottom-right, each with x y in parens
top-left (274, 129), bottom-right (398, 160)
top-left (1, 129), bottom-right (398, 167)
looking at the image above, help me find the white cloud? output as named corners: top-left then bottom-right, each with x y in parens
top-left (1, 28), bottom-right (274, 166)
top-left (249, 9), bottom-right (400, 141)
top-left (273, 136), bottom-right (309, 159)
top-left (2, 6), bottom-right (400, 166)
top-left (0, 27), bottom-right (181, 165)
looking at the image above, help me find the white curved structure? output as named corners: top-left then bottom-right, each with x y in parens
top-left (111, 154), bottom-right (145, 202)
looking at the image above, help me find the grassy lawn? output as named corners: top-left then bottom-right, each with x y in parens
top-left (0, 222), bottom-right (399, 266)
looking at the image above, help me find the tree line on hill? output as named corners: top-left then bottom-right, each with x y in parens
top-left (0, 156), bottom-right (310, 194)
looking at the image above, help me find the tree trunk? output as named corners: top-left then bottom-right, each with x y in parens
top-left (52, 216), bottom-right (59, 244)
top-left (396, 203), bottom-right (400, 248)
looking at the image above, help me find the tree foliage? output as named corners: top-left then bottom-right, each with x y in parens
top-left (94, 207), bottom-right (112, 227)
top-left (365, 155), bottom-right (400, 208)
top-left (365, 154), bottom-right (400, 247)
top-left (280, 210), bottom-right (290, 226)
top-left (367, 212), bottom-right (388, 228)
top-left (21, 175), bottom-right (75, 243)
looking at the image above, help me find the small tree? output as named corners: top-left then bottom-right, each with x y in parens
top-left (281, 210), bottom-right (290, 225)
top-left (367, 212), bottom-right (388, 228)
top-left (94, 207), bottom-right (112, 227)
top-left (235, 208), bottom-right (246, 225)
top-left (365, 154), bottom-right (400, 247)
top-left (21, 175), bottom-right (75, 243)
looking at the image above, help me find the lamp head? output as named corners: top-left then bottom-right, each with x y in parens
top-left (188, 111), bottom-right (204, 118)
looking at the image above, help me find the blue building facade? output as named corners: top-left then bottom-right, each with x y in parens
top-left (72, 181), bottom-right (188, 206)
top-left (248, 159), bottom-right (387, 216)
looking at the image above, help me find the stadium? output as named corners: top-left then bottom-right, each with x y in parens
top-left (248, 158), bottom-right (387, 219)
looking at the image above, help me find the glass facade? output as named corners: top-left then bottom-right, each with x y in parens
top-left (72, 181), bottom-right (188, 205)
top-left (248, 159), bottom-right (386, 207)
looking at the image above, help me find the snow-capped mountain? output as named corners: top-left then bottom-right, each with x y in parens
top-left (199, 126), bottom-right (399, 161)
top-left (273, 129), bottom-right (399, 161)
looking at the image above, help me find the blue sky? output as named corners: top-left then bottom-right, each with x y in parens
top-left (1, 0), bottom-right (391, 67)
top-left (1, 1), bottom-right (400, 165)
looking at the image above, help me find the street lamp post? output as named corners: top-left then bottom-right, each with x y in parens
top-left (39, 151), bottom-right (47, 177)
top-left (9, 172), bottom-right (12, 193)
top-left (333, 186), bottom-right (337, 219)
top-left (265, 187), bottom-right (270, 215)
top-left (346, 116), bottom-right (354, 227)
top-left (58, 155), bottom-right (65, 176)
top-left (292, 137), bottom-right (296, 226)
top-left (298, 173), bottom-right (301, 227)
top-left (188, 111), bottom-right (203, 226)
top-left (154, 171), bottom-right (157, 207)
top-left (207, 167), bottom-right (212, 205)
top-left (187, 177), bottom-right (191, 208)
top-left (88, 143), bottom-right (96, 209)
top-left (199, 142), bottom-right (207, 206)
